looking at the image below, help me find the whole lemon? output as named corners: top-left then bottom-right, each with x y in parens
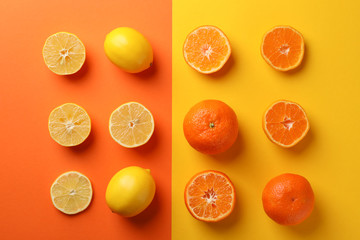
top-left (105, 166), bottom-right (156, 217)
top-left (104, 27), bottom-right (153, 73)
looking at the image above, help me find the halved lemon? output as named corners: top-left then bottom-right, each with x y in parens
top-left (48, 103), bottom-right (91, 147)
top-left (50, 171), bottom-right (93, 215)
top-left (109, 102), bottom-right (155, 148)
top-left (42, 32), bottom-right (86, 75)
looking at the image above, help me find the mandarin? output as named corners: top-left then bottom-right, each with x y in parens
top-left (262, 173), bottom-right (315, 225)
top-left (263, 100), bottom-right (309, 148)
top-left (184, 170), bottom-right (236, 222)
top-left (183, 26), bottom-right (231, 74)
top-left (183, 100), bottom-right (238, 155)
top-left (261, 26), bottom-right (304, 71)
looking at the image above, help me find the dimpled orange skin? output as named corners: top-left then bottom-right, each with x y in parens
top-left (262, 173), bottom-right (315, 225)
top-left (183, 100), bottom-right (238, 155)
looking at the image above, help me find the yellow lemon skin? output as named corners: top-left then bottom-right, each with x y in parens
top-left (105, 166), bottom-right (156, 217)
top-left (104, 27), bottom-right (153, 73)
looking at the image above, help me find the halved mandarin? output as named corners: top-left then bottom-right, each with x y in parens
top-left (184, 170), bottom-right (235, 222)
top-left (183, 26), bottom-right (231, 74)
top-left (261, 26), bottom-right (304, 71)
top-left (263, 100), bottom-right (309, 147)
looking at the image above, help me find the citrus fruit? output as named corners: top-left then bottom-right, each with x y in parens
top-left (184, 170), bottom-right (235, 222)
top-left (104, 27), bottom-right (153, 73)
top-left (263, 100), bottom-right (309, 148)
top-left (183, 25), bottom-right (231, 74)
top-left (261, 26), bottom-right (304, 71)
top-left (105, 166), bottom-right (156, 217)
top-left (48, 103), bottom-right (91, 147)
top-left (50, 171), bottom-right (93, 215)
top-left (109, 102), bottom-right (154, 148)
top-left (262, 173), bottom-right (315, 225)
top-left (183, 100), bottom-right (238, 155)
top-left (42, 32), bottom-right (86, 75)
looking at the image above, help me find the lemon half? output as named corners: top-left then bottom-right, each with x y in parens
top-left (50, 171), bottom-right (93, 215)
top-left (43, 32), bottom-right (86, 75)
top-left (48, 103), bottom-right (91, 147)
top-left (109, 102), bottom-right (154, 148)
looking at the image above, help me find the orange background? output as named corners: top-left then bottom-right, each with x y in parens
top-left (0, 0), bottom-right (171, 239)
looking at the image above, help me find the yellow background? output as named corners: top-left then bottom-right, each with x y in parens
top-left (172, 0), bottom-right (360, 239)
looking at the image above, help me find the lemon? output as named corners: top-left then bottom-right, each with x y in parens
top-left (42, 32), bottom-right (86, 75)
top-left (50, 171), bottom-right (93, 215)
top-left (105, 166), bottom-right (156, 217)
top-left (109, 102), bottom-right (154, 148)
top-left (104, 27), bottom-right (153, 73)
top-left (48, 103), bottom-right (91, 147)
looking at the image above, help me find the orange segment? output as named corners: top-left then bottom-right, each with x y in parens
top-left (263, 100), bottom-right (309, 147)
top-left (184, 170), bottom-right (235, 222)
top-left (42, 32), bottom-right (86, 75)
top-left (183, 26), bottom-right (231, 74)
top-left (109, 102), bottom-right (155, 148)
top-left (261, 26), bottom-right (304, 71)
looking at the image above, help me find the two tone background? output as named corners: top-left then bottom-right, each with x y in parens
top-left (1, 0), bottom-right (360, 239)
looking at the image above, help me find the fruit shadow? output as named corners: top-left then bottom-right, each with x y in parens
top-left (204, 191), bottom-right (242, 231)
top-left (65, 58), bottom-right (90, 81)
top-left (116, 59), bottom-right (158, 82)
top-left (126, 192), bottom-right (160, 226)
top-left (207, 54), bottom-right (235, 79)
top-left (210, 129), bottom-right (244, 162)
top-left (132, 129), bottom-right (159, 155)
top-left (287, 203), bottom-right (322, 236)
top-left (287, 128), bottom-right (314, 154)
top-left (135, 61), bottom-right (158, 79)
top-left (69, 126), bottom-right (95, 154)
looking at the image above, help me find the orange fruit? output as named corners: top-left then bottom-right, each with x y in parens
top-left (262, 173), bottom-right (315, 225)
top-left (183, 100), bottom-right (238, 155)
top-left (184, 170), bottom-right (235, 222)
top-left (261, 26), bottom-right (304, 71)
top-left (183, 26), bottom-right (231, 74)
top-left (263, 100), bottom-right (309, 148)
top-left (42, 32), bottom-right (86, 75)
